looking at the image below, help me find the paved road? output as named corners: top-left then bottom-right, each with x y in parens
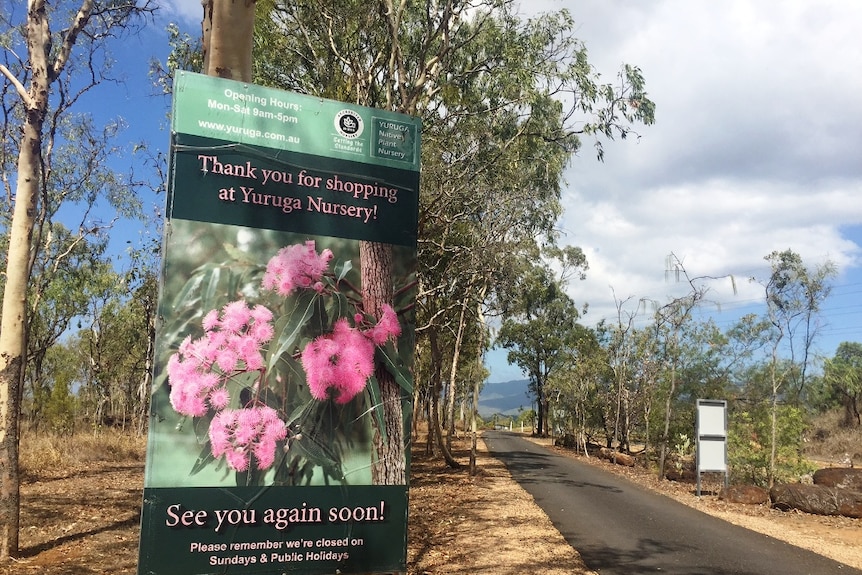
top-left (483, 431), bottom-right (861, 575)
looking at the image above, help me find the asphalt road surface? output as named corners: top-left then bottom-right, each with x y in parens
top-left (483, 431), bottom-right (861, 575)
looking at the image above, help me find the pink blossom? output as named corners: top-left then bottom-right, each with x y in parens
top-left (252, 440), bottom-right (277, 469)
top-left (301, 319), bottom-right (375, 404)
top-left (208, 406), bottom-right (287, 471)
top-left (262, 241), bottom-right (334, 296)
top-left (367, 304), bottom-right (402, 345)
top-left (226, 449), bottom-right (250, 472)
top-left (209, 388), bottom-right (231, 410)
top-left (167, 300), bottom-right (274, 417)
top-left (202, 309), bottom-right (220, 331)
top-left (167, 354), bottom-right (220, 417)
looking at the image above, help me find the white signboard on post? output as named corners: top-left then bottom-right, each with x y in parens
top-left (696, 399), bottom-right (728, 495)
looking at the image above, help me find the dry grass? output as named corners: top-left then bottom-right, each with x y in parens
top-left (805, 411), bottom-right (862, 466)
top-left (19, 430), bottom-right (146, 481)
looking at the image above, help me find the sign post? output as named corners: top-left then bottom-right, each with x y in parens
top-left (137, 71), bottom-right (420, 574)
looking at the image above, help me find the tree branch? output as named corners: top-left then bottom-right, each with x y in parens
top-left (51, 0), bottom-right (95, 82)
top-left (0, 65), bottom-right (33, 107)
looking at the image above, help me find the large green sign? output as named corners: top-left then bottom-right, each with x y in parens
top-left (138, 72), bottom-right (419, 575)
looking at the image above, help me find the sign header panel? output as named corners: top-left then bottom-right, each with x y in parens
top-left (172, 71), bottom-right (420, 171)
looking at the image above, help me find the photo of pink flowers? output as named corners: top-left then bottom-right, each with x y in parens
top-left (145, 220), bottom-right (416, 488)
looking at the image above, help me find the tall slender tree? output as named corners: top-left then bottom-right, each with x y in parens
top-left (0, 0), bottom-right (155, 557)
top-left (498, 251), bottom-right (587, 436)
top-left (760, 249), bottom-right (834, 486)
top-left (654, 254), bottom-right (711, 480)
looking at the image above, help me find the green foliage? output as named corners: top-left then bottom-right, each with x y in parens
top-left (35, 344), bottom-right (82, 434)
top-left (150, 23), bottom-right (204, 94)
top-left (820, 342), bottom-right (862, 427)
top-left (44, 379), bottom-right (78, 435)
top-left (78, 270), bottom-right (158, 428)
top-left (728, 405), bottom-right (814, 487)
top-left (516, 409), bottom-right (536, 426)
top-left (761, 249), bottom-right (836, 403)
top-left (498, 258), bottom-right (586, 436)
top-left (671, 433), bottom-right (693, 472)
top-left (23, 226), bottom-right (115, 425)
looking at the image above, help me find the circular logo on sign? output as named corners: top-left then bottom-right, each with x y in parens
top-left (335, 110), bottom-right (364, 139)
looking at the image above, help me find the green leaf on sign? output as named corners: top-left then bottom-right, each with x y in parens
top-left (366, 375), bottom-right (387, 444)
top-left (268, 293), bottom-right (316, 372)
top-left (378, 341), bottom-right (413, 394)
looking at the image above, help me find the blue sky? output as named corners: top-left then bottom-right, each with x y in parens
top-left (43, 1), bottom-right (862, 382)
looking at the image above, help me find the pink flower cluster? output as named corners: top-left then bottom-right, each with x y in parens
top-left (262, 240), bottom-right (334, 296)
top-left (208, 406), bottom-right (288, 472)
top-left (166, 241), bottom-right (406, 476)
top-left (366, 304), bottom-right (402, 345)
top-left (301, 305), bottom-right (402, 404)
top-left (167, 301), bottom-right (275, 418)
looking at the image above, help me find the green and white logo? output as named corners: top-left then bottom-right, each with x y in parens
top-left (335, 109), bottom-right (364, 139)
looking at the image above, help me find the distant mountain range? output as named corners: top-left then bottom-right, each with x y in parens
top-left (477, 379), bottom-right (532, 417)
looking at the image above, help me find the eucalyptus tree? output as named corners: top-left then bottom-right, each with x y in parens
top-left (22, 225), bottom-right (114, 429)
top-left (627, 326), bottom-right (665, 456)
top-left (546, 323), bottom-right (606, 452)
top-left (761, 249), bottom-right (835, 404)
top-left (247, 1), bottom-right (654, 468)
top-left (0, 0), bottom-right (156, 557)
top-left (652, 255), bottom-right (711, 479)
top-left (38, 342), bottom-right (81, 434)
top-left (821, 342), bottom-right (862, 428)
top-left (77, 267), bottom-right (158, 431)
top-left (497, 251), bottom-right (587, 437)
top-left (759, 249), bottom-right (834, 486)
top-left (601, 293), bottom-right (642, 451)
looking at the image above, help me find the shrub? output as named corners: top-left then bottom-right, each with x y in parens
top-left (728, 405), bottom-right (815, 486)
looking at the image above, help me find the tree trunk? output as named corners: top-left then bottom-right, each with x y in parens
top-left (361, 241), bottom-right (408, 484)
top-left (622, 390), bottom-right (631, 452)
top-left (201, 0), bottom-right (256, 82)
top-left (446, 298), bottom-right (468, 449)
top-left (471, 296), bottom-right (487, 476)
top-left (657, 361), bottom-right (676, 481)
top-left (535, 366), bottom-right (546, 437)
top-left (136, 299), bottom-right (156, 435)
top-left (428, 328), bottom-right (460, 468)
top-left (643, 397), bottom-right (652, 460)
top-left (843, 394), bottom-right (860, 428)
top-left (768, 341), bottom-right (782, 489)
top-left (0, 0), bottom-right (55, 555)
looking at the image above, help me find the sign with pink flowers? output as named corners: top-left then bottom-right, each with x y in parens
top-left (137, 72), bottom-right (419, 574)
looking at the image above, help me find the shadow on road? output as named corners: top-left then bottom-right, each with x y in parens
top-left (490, 448), bottom-right (624, 493)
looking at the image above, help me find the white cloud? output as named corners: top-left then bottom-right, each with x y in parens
top-left (542, 1), bottom-right (862, 349)
top-left (157, 0), bottom-right (204, 25)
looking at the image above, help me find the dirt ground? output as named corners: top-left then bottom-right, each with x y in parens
top-left (1, 433), bottom-right (859, 575)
